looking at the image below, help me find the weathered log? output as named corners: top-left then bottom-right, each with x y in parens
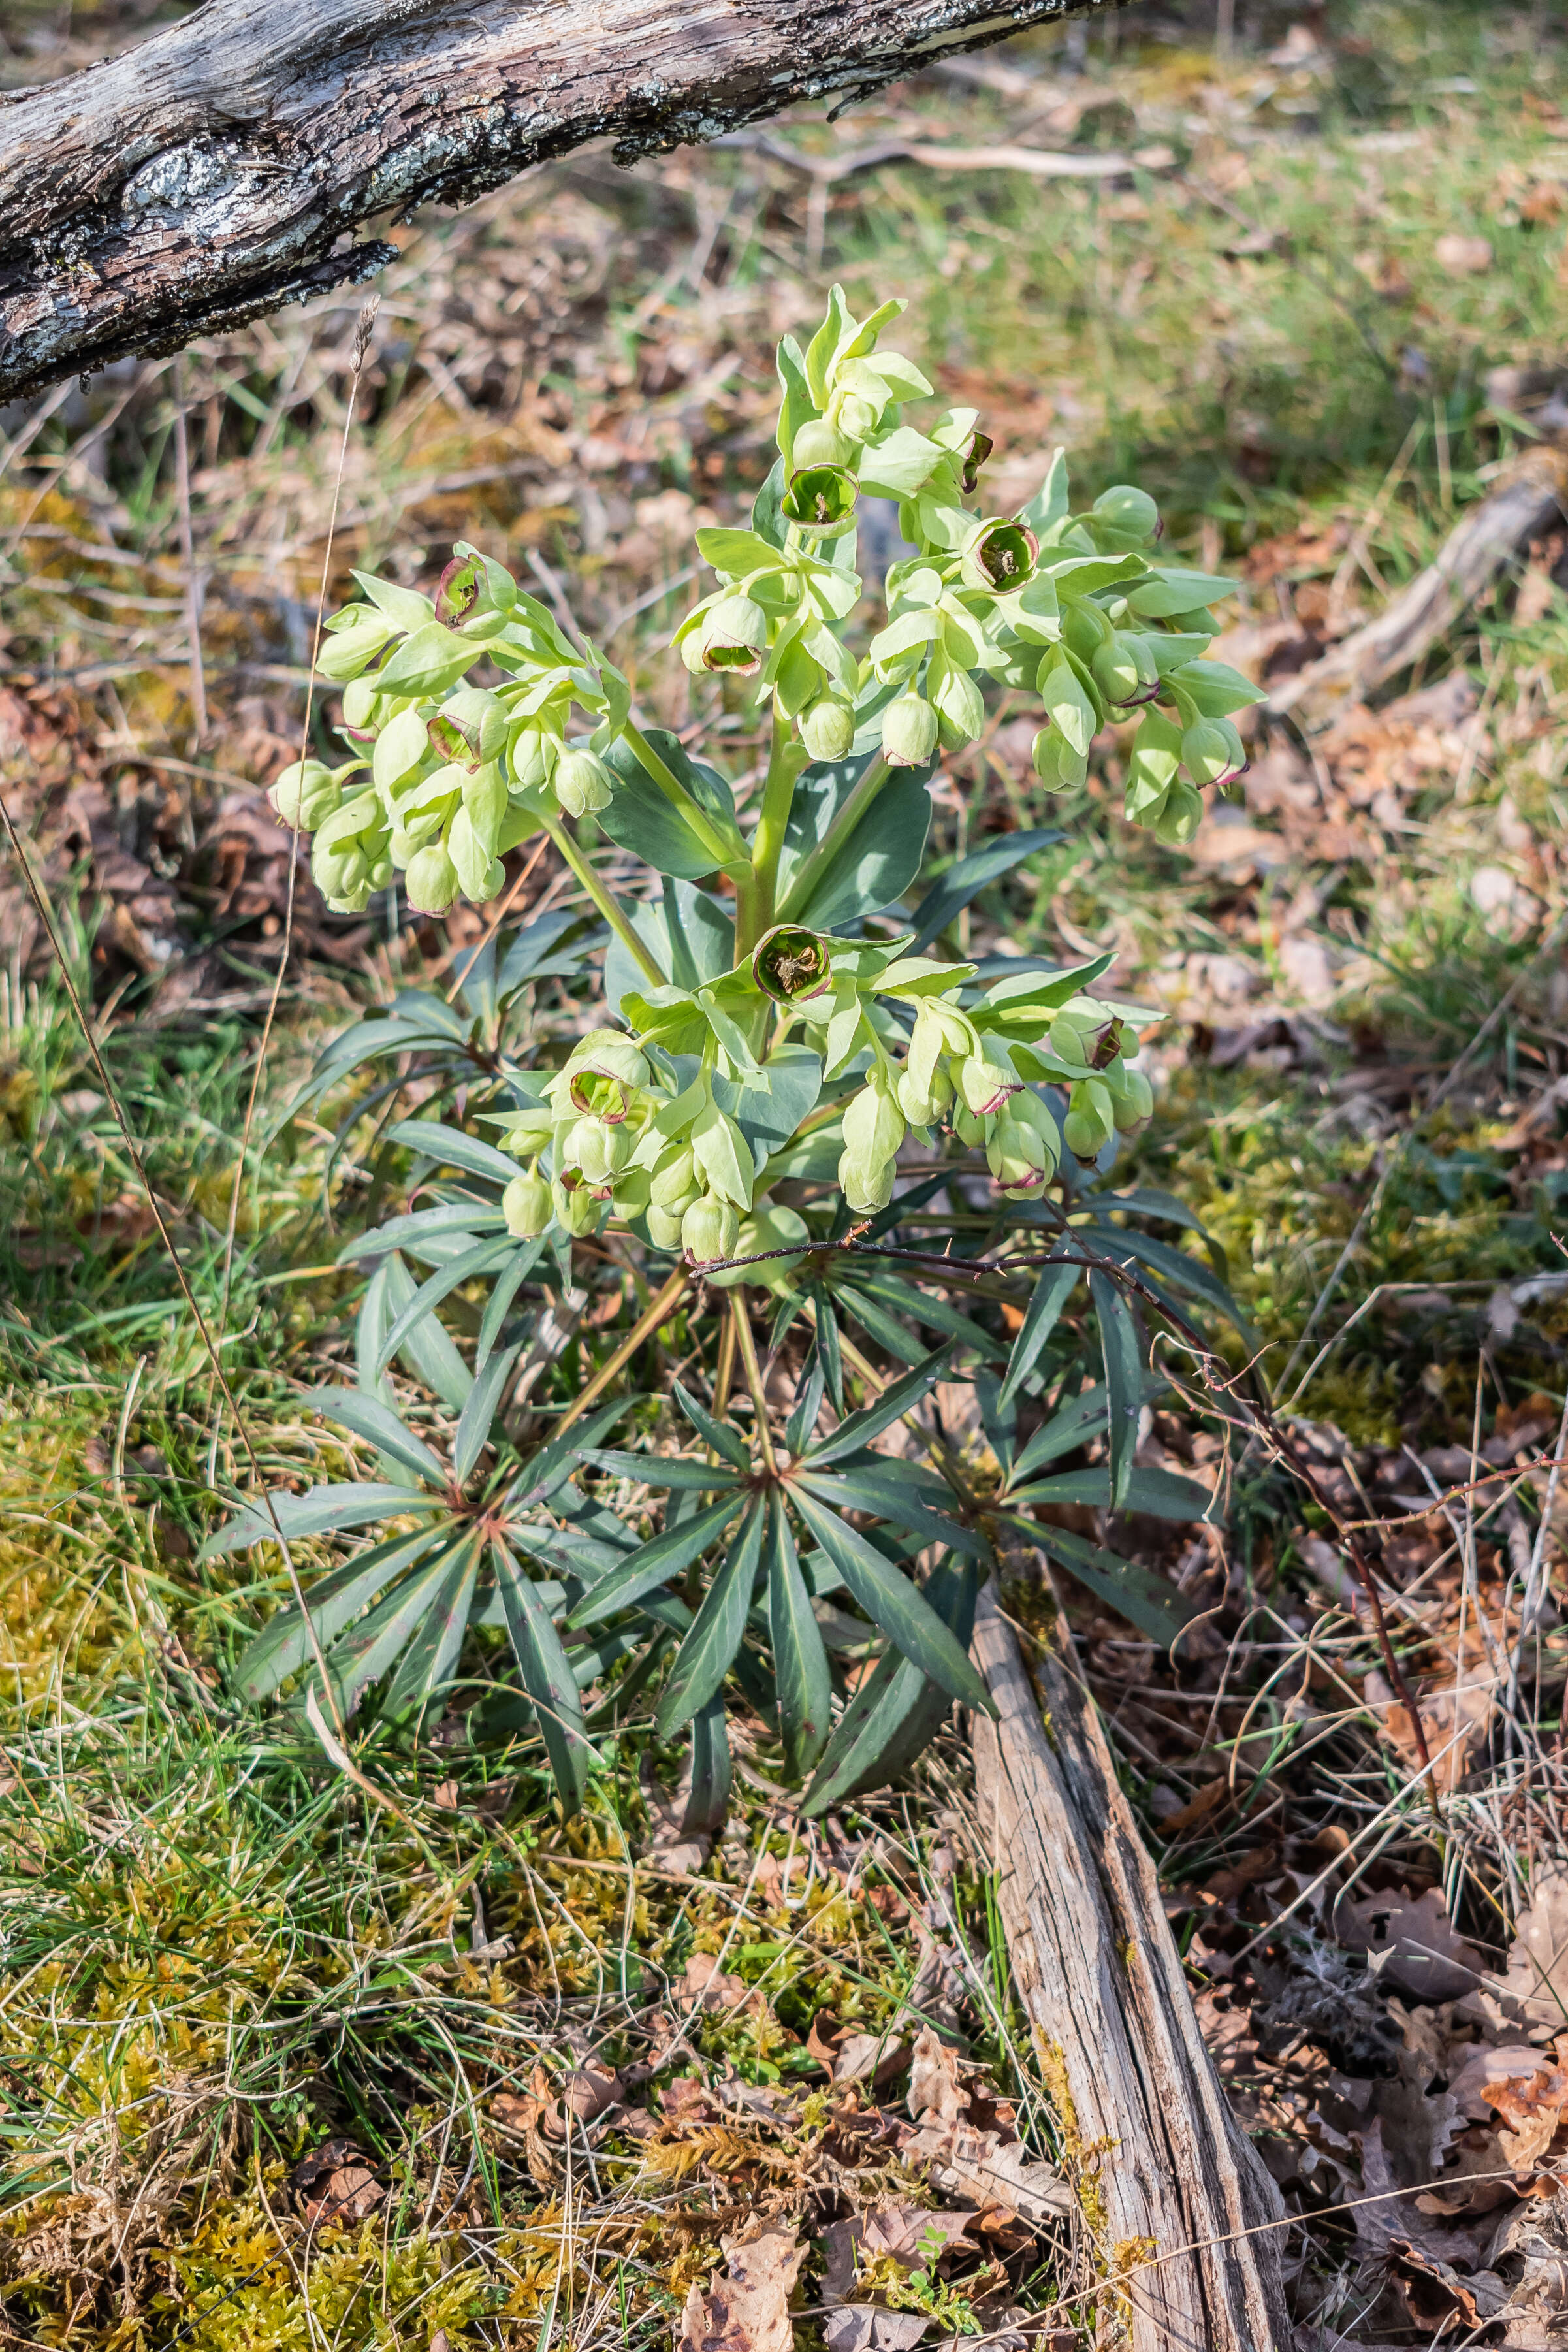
top-left (970, 1584), bottom-right (1292, 2352)
top-left (0, 0), bottom-right (1111, 408)
top-left (1268, 446), bottom-right (1568, 724)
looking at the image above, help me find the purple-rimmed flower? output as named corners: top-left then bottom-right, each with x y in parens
top-left (752, 925), bottom-right (833, 1007)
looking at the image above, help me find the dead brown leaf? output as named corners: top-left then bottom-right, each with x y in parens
top-left (289, 2137), bottom-right (385, 2227)
top-left (679, 2222), bottom-right (804, 2352)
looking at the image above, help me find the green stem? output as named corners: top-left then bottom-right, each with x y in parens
top-left (774, 753), bottom-right (892, 927)
top-left (743, 703), bottom-right (802, 951)
top-left (622, 718), bottom-right (743, 877)
top-left (540, 813), bottom-right (665, 988)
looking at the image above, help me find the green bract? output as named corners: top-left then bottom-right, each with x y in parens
top-left (228, 289), bottom-right (1263, 1821)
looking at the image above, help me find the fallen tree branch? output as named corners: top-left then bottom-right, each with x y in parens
top-left (970, 1584), bottom-right (1292, 2352)
top-left (0, 0), bottom-right (1114, 407)
top-left (1268, 446), bottom-right (1568, 724)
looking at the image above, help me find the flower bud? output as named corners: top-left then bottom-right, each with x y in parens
top-left (752, 925), bottom-right (833, 1007)
top-left (831, 390), bottom-right (880, 441)
top-left (405, 842), bottom-right (460, 915)
top-left (270, 759), bottom-right (340, 832)
top-left (317, 618), bottom-right (394, 682)
top-left (682, 1194), bottom-right (739, 1266)
top-left (959, 430), bottom-right (995, 496)
top-left (951, 1103), bottom-right (985, 1148)
top-left (1063, 1080), bottom-right (1115, 1165)
top-left (1092, 634), bottom-right (1159, 709)
top-left (647, 1204), bottom-right (686, 1251)
top-left (700, 596), bottom-right (769, 676)
top-left (838, 1144), bottom-right (896, 1214)
top-left (510, 726), bottom-right (559, 794)
top-left (1154, 778), bottom-right (1205, 848)
top-left (793, 417), bottom-right (854, 469)
top-left (839, 1072), bottom-right (905, 1212)
top-left (960, 517), bottom-right (1040, 595)
top-left (554, 747), bottom-right (615, 818)
top-left (799, 697), bottom-right (856, 764)
top-left (552, 1172), bottom-right (606, 1238)
top-left (1092, 485), bottom-right (1160, 541)
top-left (1048, 1000), bottom-right (1125, 1073)
top-left (340, 675), bottom-right (381, 733)
top-left (710, 1200), bottom-right (810, 1290)
top-left (1032, 724), bottom-right (1089, 793)
top-left (1181, 718), bottom-right (1245, 789)
top-left (882, 691), bottom-right (938, 768)
top-left (1106, 1065), bottom-right (1153, 1135)
top-left (502, 1170), bottom-right (552, 1238)
top-left (566, 1114), bottom-right (631, 1185)
top-left (842, 1072), bottom-right (906, 1168)
top-left (987, 1094), bottom-right (1059, 1197)
top-left (952, 1049), bottom-right (1019, 1118)
top-left (897, 1057), bottom-right (953, 1128)
top-left (782, 464), bottom-right (858, 534)
top-left (650, 1143), bottom-right (700, 1213)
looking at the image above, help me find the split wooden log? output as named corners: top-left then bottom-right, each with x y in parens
top-left (0, 0), bottom-right (1113, 409)
top-left (970, 1585), bottom-right (1292, 2352)
top-left (1268, 445), bottom-right (1568, 726)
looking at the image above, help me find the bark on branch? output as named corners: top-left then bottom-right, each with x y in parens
top-left (0, 0), bottom-right (1110, 408)
top-left (970, 1585), bottom-right (1291, 2352)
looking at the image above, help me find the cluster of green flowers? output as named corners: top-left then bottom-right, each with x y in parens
top-left (488, 920), bottom-right (1151, 1271)
top-left (271, 550), bottom-right (629, 914)
top-left (667, 289), bottom-right (1260, 822)
top-left (274, 285), bottom-right (1264, 1270)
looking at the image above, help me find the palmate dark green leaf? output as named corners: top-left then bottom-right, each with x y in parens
top-left (494, 909), bottom-right (586, 995)
top-left (475, 1236), bottom-right (544, 1371)
top-left (387, 988), bottom-right (472, 1042)
top-left (381, 1535), bottom-right (481, 1720)
top-left (374, 1234), bottom-right (515, 1377)
top-left (684, 1694), bottom-right (733, 1835)
top-left (340, 1202), bottom-right (504, 1266)
top-left (492, 1539), bottom-right (596, 1814)
top-left (810, 1289), bottom-right (844, 1416)
top-left (673, 1380), bottom-right (751, 1472)
top-left (368, 1254), bottom-right (473, 1411)
top-left (200, 1482), bottom-right (438, 1560)
top-left (1012, 1518), bottom-right (1196, 1649)
top-left (296, 1389), bottom-right (447, 1489)
top-left (765, 1495), bottom-right (831, 1778)
top-left (453, 1341), bottom-right (521, 1485)
top-left (325, 1545), bottom-right (472, 1718)
top-left (788, 1487), bottom-right (993, 1714)
top-left (794, 1466), bottom-right (988, 1558)
top-left (565, 1491), bottom-right (748, 1628)
top-left (998, 1259), bottom-right (1080, 1410)
top-left (1006, 1381), bottom-right (1111, 1487)
top-left (579, 1448), bottom-right (745, 1492)
top-left (1088, 1229), bottom-right (1258, 1348)
top-left (387, 1118), bottom-right (522, 1189)
top-left (1091, 1270), bottom-right (1143, 1509)
top-left (655, 1502), bottom-right (765, 1737)
top-left (838, 1269), bottom-right (1005, 1364)
top-left (510, 1395), bottom-right (643, 1509)
top-left (801, 1559), bottom-right (982, 1817)
top-left (1007, 1465), bottom-right (1212, 1520)
top-left (232, 1523), bottom-right (454, 1701)
top-left (906, 829), bottom-right (1064, 955)
top-left (806, 1349), bottom-right (951, 1468)
top-left (825, 1280), bottom-right (925, 1367)
top-left (784, 1355), bottom-right (827, 1458)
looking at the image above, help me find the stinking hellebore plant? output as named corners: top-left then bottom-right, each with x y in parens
top-left (221, 287), bottom-right (1262, 1822)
